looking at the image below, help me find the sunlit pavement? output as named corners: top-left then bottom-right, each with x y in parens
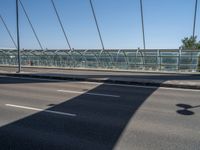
top-left (0, 75), bottom-right (200, 150)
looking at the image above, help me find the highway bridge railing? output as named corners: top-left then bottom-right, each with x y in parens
top-left (0, 49), bottom-right (200, 72)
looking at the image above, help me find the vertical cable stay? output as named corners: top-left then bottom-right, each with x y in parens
top-left (89, 0), bottom-right (105, 50)
top-left (140, 0), bottom-right (146, 50)
top-left (193, 0), bottom-right (198, 39)
top-left (51, 0), bottom-right (72, 50)
top-left (16, 0), bottom-right (21, 73)
top-left (19, 0), bottom-right (43, 50)
top-left (0, 15), bottom-right (17, 48)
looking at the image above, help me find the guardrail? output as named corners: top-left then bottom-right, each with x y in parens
top-left (0, 49), bottom-right (200, 72)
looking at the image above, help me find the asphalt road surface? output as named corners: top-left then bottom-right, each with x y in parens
top-left (0, 75), bottom-right (200, 150)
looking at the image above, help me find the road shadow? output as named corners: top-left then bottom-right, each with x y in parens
top-left (0, 75), bottom-right (67, 84)
top-left (1, 71), bottom-right (199, 86)
top-left (0, 77), bottom-right (158, 150)
top-left (176, 104), bottom-right (200, 116)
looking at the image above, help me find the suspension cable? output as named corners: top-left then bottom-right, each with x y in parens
top-left (140, 0), bottom-right (146, 50)
top-left (19, 0), bottom-right (43, 50)
top-left (51, 0), bottom-right (72, 50)
top-left (89, 0), bottom-right (105, 50)
top-left (0, 15), bottom-right (17, 48)
top-left (193, 0), bottom-right (198, 39)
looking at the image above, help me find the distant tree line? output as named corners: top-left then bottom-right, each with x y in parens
top-left (180, 36), bottom-right (200, 72)
top-left (181, 36), bottom-right (200, 50)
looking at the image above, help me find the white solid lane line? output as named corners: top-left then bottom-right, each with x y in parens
top-left (57, 90), bottom-right (120, 98)
top-left (5, 104), bottom-right (76, 117)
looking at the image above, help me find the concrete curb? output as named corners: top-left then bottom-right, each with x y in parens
top-left (0, 65), bottom-right (199, 75)
top-left (1, 72), bottom-right (200, 90)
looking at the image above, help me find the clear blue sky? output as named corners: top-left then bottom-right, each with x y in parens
top-left (0, 0), bottom-right (199, 49)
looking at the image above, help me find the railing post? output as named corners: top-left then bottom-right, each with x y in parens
top-left (178, 48), bottom-right (182, 71)
top-left (159, 50), bottom-right (161, 71)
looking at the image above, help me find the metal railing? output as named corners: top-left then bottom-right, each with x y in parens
top-left (0, 49), bottom-right (200, 72)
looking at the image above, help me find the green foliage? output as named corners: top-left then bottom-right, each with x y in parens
top-left (181, 36), bottom-right (200, 50)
